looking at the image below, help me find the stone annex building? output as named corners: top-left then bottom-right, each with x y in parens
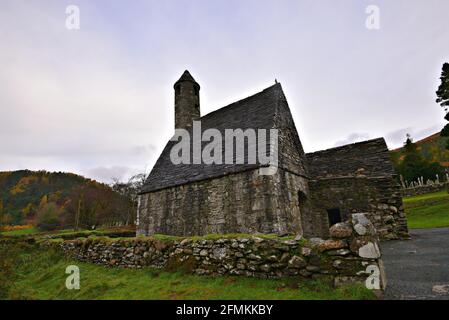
top-left (137, 71), bottom-right (409, 240)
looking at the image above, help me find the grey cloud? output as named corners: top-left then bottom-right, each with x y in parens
top-left (385, 128), bottom-right (413, 147)
top-left (385, 125), bottom-right (442, 149)
top-left (83, 166), bottom-right (143, 184)
top-left (131, 145), bottom-right (157, 156)
top-left (1, 0), bottom-right (448, 182)
top-left (334, 133), bottom-right (371, 148)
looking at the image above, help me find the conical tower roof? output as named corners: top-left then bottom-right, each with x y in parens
top-left (174, 70), bottom-right (200, 88)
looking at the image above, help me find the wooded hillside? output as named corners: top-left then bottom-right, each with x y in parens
top-left (0, 170), bottom-right (134, 229)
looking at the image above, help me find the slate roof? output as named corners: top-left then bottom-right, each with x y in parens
top-left (306, 138), bottom-right (396, 180)
top-left (174, 70), bottom-right (200, 89)
top-left (140, 83), bottom-right (286, 194)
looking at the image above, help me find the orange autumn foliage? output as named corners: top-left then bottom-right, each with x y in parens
top-left (1, 224), bottom-right (33, 232)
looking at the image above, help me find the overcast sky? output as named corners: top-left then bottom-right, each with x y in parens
top-left (1, 0), bottom-right (448, 183)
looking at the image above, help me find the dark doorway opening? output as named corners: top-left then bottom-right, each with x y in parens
top-left (327, 208), bottom-right (341, 227)
top-left (298, 190), bottom-right (307, 205)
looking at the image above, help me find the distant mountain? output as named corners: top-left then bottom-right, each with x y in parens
top-left (390, 132), bottom-right (449, 167)
top-left (0, 170), bottom-right (131, 226)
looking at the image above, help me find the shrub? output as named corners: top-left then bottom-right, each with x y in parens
top-left (1, 224), bottom-right (33, 232)
top-left (0, 242), bottom-right (23, 298)
top-left (34, 203), bottom-right (62, 231)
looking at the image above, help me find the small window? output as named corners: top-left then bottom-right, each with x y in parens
top-left (195, 104), bottom-right (199, 111)
top-left (298, 190), bottom-right (307, 205)
top-left (194, 86), bottom-right (199, 97)
top-left (175, 85), bottom-right (181, 95)
top-left (327, 208), bottom-right (341, 227)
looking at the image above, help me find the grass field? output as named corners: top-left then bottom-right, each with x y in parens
top-left (404, 191), bottom-right (449, 229)
top-left (0, 227), bottom-right (39, 236)
top-left (0, 227), bottom-right (135, 239)
top-left (0, 242), bottom-right (375, 300)
top-left (3, 190), bottom-right (447, 300)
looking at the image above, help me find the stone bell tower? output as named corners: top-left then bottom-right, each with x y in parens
top-left (174, 70), bottom-right (200, 129)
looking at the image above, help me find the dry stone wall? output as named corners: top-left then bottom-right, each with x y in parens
top-left (401, 183), bottom-right (448, 197)
top-left (48, 213), bottom-right (386, 289)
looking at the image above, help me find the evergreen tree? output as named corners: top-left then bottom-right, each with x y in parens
top-left (436, 63), bottom-right (449, 147)
top-left (395, 134), bottom-right (444, 183)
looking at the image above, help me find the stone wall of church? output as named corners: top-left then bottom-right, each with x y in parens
top-left (137, 168), bottom-right (309, 237)
top-left (308, 176), bottom-right (409, 240)
top-left (306, 138), bottom-right (409, 240)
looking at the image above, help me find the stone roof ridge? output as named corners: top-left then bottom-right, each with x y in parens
top-left (306, 137), bottom-right (387, 156)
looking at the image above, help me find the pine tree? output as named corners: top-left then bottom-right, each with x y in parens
top-left (396, 134), bottom-right (444, 183)
top-left (436, 63), bottom-right (449, 109)
top-left (436, 63), bottom-right (449, 146)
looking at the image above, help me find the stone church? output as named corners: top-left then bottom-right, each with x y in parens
top-left (137, 71), bottom-right (409, 240)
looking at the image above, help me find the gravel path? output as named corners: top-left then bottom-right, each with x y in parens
top-left (381, 228), bottom-right (449, 300)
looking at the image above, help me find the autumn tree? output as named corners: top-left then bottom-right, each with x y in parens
top-left (2, 214), bottom-right (13, 226)
top-left (63, 182), bottom-right (131, 229)
top-left (21, 203), bottom-right (34, 224)
top-left (111, 173), bottom-right (146, 225)
top-left (0, 199), bottom-right (12, 227)
top-left (0, 200), bottom-right (3, 230)
top-left (34, 202), bottom-right (62, 231)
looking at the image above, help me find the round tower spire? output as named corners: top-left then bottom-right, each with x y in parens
top-left (174, 70), bottom-right (200, 89)
top-left (174, 70), bottom-right (200, 130)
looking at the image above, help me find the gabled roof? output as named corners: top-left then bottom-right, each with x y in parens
top-left (140, 83), bottom-right (303, 194)
top-left (306, 138), bottom-right (396, 180)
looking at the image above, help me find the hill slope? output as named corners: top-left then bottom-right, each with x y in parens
top-left (390, 132), bottom-right (449, 168)
top-left (0, 170), bottom-right (131, 227)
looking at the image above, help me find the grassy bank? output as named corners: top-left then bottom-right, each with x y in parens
top-left (0, 227), bottom-right (39, 236)
top-left (0, 226), bottom-right (136, 240)
top-left (404, 191), bottom-right (449, 229)
top-left (0, 242), bottom-right (375, 300)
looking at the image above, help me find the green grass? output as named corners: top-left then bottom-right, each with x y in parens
top-left (0, 227), bottom-right (39, 236)
top-left (1, 243), bottom-right (375, 300)
top-left (0, 227), bottom-right (135, 241)
top-left (404, 191), bottom-right (449, 229)
top-left (151, 233), bottom-right (299, 242)
top-left (1, 228), bottom-right (298, 245)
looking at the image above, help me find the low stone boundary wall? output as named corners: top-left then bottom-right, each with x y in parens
top-left (44, 213), bottom-right (386, 289)
top-left (402, 183), bottom-right (448, 197)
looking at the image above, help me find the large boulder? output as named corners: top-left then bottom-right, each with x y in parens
top-left (329, 222), bottom-right (353, 238)
top-left (352, 213), bottom-right (376, 236)
top-left (316, 239), bottom-right (347, 252)
top-left (358, 242), bottom-right (381, 259)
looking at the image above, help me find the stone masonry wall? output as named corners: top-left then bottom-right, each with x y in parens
top-left (48, 213), bottom-right (386, 289)
top-left (309, 177), bottom-right (409, 240)
top-left (137, 168), bottom-right (309, 237)
top-left (306, 138), bottom-right (409, 240)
